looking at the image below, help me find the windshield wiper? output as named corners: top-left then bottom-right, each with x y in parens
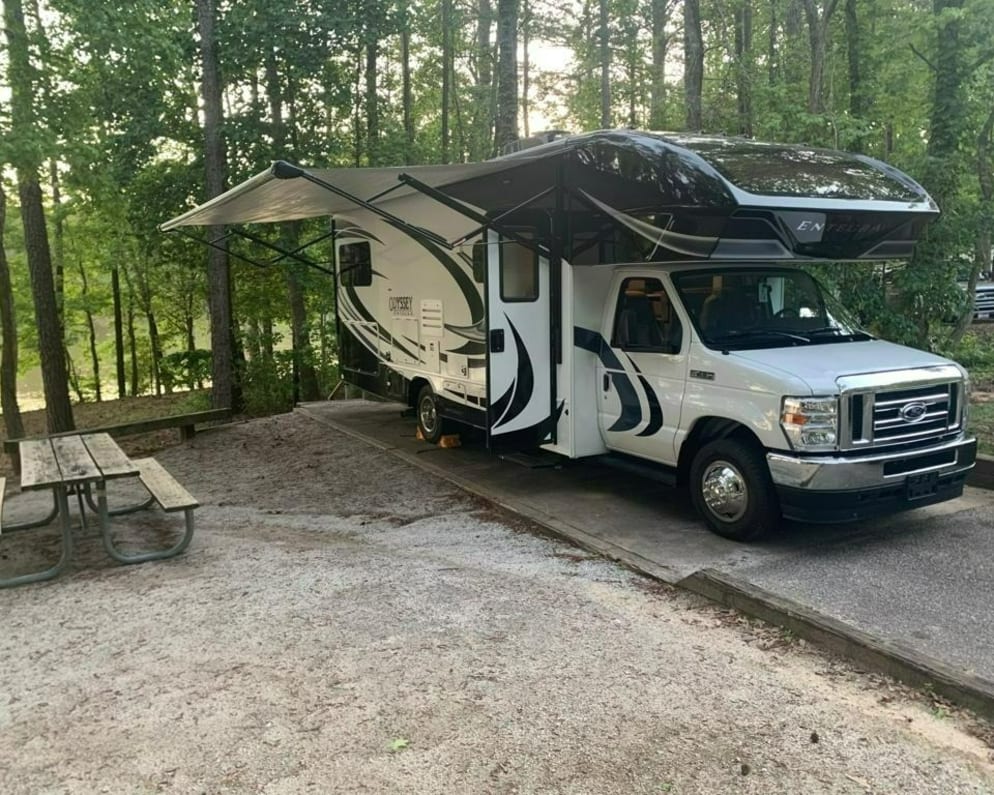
top-left (710, 328), bottom-right (811, 345)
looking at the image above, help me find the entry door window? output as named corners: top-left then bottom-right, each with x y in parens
top-left (499, 242), bottom-right (538, 302)
top-left (611, 277), bottom-right (683, 354)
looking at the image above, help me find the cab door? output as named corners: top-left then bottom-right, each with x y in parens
top-left (486, 231), bottom-right (554, 449)
top-left (596, 276), bottom-right (687, 465)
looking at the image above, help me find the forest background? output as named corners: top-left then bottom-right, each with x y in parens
top-left (1, 0), bottom-right (993, 439)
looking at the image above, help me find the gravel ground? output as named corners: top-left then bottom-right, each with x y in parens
top-left (1, 411), bottom-right (993, 794)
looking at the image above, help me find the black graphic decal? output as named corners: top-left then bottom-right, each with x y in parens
top-left (574, 327), bottom-right (642, 432)
top-left (626, 356), bottom-right (664, 437)
top-left (445, 320), bottom-right (487, 342)
top-left (383, 219), bottom-right (485, 325)
top-left (496, 318), bottom-right (534, 428)
top-left (490, 377), bottom-right (516, 426)
top-left (450, 339), bottom-right (488, 355)
top-left (635, 376), bottom-right (663, 436)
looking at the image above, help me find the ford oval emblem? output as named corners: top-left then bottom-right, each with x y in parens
top-left (899, 401), bottom-right (929, 423)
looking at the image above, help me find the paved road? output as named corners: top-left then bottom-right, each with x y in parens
top-left (299, 400), bottom-right (994, 688)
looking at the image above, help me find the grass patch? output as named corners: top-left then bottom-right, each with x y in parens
top-left (971, 400), bottom-right (994, 457)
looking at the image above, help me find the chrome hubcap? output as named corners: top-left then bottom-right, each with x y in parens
top-left (419, 397), bottom-right (437, 435)
top-left (701, 460), bottom-right (748, 523)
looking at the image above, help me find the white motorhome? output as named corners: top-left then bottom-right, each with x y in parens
top-left (162, 131), bottom-right (977, 540)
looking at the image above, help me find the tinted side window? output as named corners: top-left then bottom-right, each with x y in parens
top-left (340, 242), bottom-right (372, 287)
top-left (611, 277), bottom-right (683, 353)
top-left (500, 242), bottom-right (538, 302)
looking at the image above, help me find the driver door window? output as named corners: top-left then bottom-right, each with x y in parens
top-left (611, 278), bottom-right (683, 354)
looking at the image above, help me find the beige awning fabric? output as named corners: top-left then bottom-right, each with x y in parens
top-left (158, 159), bottom-right (533, 231)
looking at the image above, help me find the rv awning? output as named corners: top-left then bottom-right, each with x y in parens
top-left (158, 158), bottom-right (539, 231)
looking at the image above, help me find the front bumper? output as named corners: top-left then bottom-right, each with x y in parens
top-left (767, 436), bottom-right (977, 523)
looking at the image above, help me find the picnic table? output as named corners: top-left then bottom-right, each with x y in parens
top-left (0, 433), bottom-right (198, 589)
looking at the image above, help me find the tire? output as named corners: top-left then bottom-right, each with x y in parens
top-left (688, 437), bottom-right (781, 541)
top-left (416, 385), bottom-right (447, 444)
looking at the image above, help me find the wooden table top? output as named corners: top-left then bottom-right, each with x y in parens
top-left (20, 433), bottom-right (140, 491)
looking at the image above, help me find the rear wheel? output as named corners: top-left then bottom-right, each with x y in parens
top-left (416, 385), bottom-right (447, 444)
top-left (689, 437), bottom-right (781, 541)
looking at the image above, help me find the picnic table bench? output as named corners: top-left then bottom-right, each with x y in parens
top-left (3, 408), bottom-right (232, 473)
top-left (0, 433), bottom-right (198, 589)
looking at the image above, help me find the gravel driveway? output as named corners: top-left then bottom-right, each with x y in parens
top-left (1, 412), bottom-right (993, 794)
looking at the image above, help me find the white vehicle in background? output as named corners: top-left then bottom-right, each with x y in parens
top-left (162, 131), bottom-right (977, 541)
top-left (971, 282), bottom-right (994, 320)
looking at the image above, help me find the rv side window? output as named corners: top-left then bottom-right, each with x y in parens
top-left (611, 277), bottom-right (683, 354)
top-left (472, 242), bottom-right (487, 284)
top-left (340, 242), bottom-right (372, 287)
top-left (500, 242), bottom-right (538, 302)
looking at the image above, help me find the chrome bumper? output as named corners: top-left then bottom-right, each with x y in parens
top-left (766, 436), bottom-right (977, 491)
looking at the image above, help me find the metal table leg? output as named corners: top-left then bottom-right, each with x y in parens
top-left (0, 487), bottom-right (73, 589)
top-left (83, 482), bottom-right (154, 517)
top-left (0, 489), bottom-right (59, 533)
top-left (97, 481), bottom-right (195, 564)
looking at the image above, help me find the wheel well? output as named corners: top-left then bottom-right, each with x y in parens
top-left (408, 377), bottom-right (430, 408)
top-left (677, 417), bottom-right (764, 485)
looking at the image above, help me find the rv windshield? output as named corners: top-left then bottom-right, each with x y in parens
top-left (672, 268), bottom-right (871, 350)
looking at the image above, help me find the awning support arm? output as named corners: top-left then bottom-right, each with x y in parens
top-left (397, 173), bottom-right (551, 255)
top-left (173, 229), bottom-right (271, 270)
top-left (172, 228), bottom-right (335, 276)
top-left (229, 227), bottom-right (335, 275)
top-left (272, 161), bottom-right (453, 250)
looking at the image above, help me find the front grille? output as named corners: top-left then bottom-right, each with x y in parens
top-left (845, 382), bottom-right (961, 450)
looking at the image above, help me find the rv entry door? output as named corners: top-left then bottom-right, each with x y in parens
top-left (485, 231), bottom-right (554, 449)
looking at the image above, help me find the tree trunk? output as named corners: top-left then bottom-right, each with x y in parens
top-left (401, 2), bottom-right (414, 163)
top-left (50, 160), bottom-right (65, 335)
top-left (196, 0), bottom-right (236, 411)
top-left (734, 0), bottom-right (754, 136)
top-left (76, 258), bottom-right (102, 401)
top-left (495, 0), bottom-right (519, 153)
top-left (147, 310), bottom-right (162, 395)
top-left (66, 353), bottom-right (84, 404)
top-left (801, 0), bottom-right (839, 115)
top-left (287, 264), bottom-right (321, 402)
top-left (127, 301), bottom-right (139, 398)
top-left (262, 316), bottom-right (275, 363)
top-left (441, 0), bottom-right (452, 162)
top-left (684, 0), bottom-right (704, 130)
top-left (111, 266), bottom-right (127, 399)
top-left (4, 0), bottom-right (74, 433)
top-left (649, 0), bottom-right (670, 129)
top-left (475, 0), bottom-right (495, 158)
top-left (768, 0), bottom-right (778, 86)
top-left (365, 7), bottom-right (380, 165)
top-left (0, 185), bottom-right (24, 440)
top-left (522, 0), bottom-right (530, 137)
top-left (599, 0), bottom-right (611, 128)
top-left (844, 0), bottom-right (867, 151)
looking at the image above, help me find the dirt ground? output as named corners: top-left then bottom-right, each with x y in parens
top-left (2, 411), bottom-right (994, 794)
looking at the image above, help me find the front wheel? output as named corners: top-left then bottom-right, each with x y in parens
top-left (689, 438), bottom-right (781, 541)
top-left (416, 385), bottom-right (448, 444)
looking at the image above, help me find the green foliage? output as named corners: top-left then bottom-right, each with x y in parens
top-left (160, 350), bottom-right (212, 392)
top-left (935, 331), bottom-right (994, 377)
top-left (240, 351), bottom-right (297, 417)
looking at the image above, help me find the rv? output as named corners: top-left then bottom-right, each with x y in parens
top-left (162, 131), bottom-right (977, 541)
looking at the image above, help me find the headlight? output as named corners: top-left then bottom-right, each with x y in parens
top-left (781, 396), bottom-right (839, 451)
